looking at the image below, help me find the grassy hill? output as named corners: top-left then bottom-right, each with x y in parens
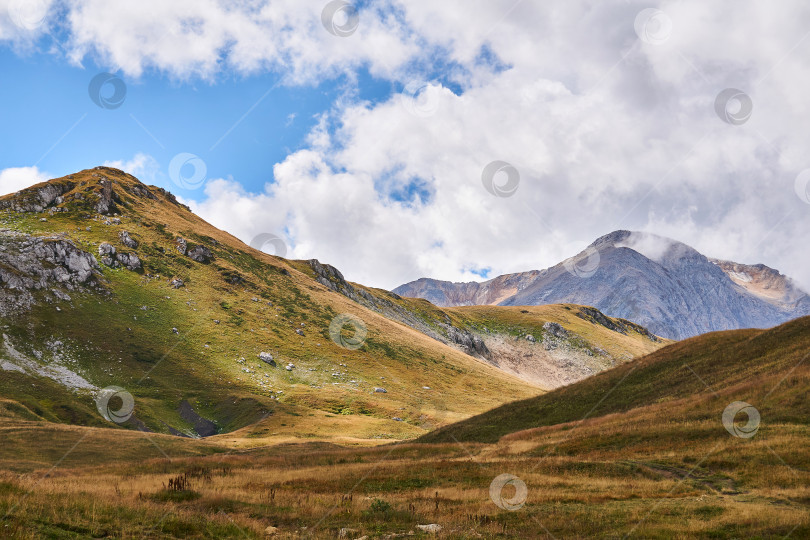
top-left (0, 318), bottom-right (806, 538)
top-left (0, 167), bottom-right (664, 445)
top-left (420, 314), bottom-right (810, 443)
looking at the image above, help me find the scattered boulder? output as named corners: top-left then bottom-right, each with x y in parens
top-left (543, 321), bottom-right (568, 338)
top-left (170, 278), bottom-right (184, 289)
top-left (117, 252), bottom-right (142, 271)
top-left (119, 230), bottom-right (139, 248)
top-left (176, 237), bottom-right (188, 255)
top-left (258, 352), bottom-right (276, 366)
top-left (187, 245), bottom-right (213, 263)
top-left (416, 524), bottom-right (442, 534)
top-left (374, 387), bottom-right (387, 393)
top-left (295, 328), bottom-right (304, 336)
top-left (98, 243), bottom-right (117, 267)
top-left (526, 334), bottom-right (536, 343)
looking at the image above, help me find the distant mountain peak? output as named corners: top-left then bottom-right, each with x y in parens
top-left (394, 231), bottom-right (810, 340)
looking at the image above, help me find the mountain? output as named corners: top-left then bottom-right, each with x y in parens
top-left (0, 168), bottom-right (665, 442)
top-left (393, 230), bottom-right (810, 340)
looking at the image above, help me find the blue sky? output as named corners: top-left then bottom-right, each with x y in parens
top-left (0, 46), bottom-right (381, 195)
top-left (1, 1), bottom-right (809, 291)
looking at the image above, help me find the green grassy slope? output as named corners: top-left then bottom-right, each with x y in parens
top-left (420, 315), bottom-right (810, 443)
top-left (0, 167), bottom-right (664, 444)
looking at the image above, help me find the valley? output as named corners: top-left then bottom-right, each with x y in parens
top-left (0, 170), bottom-right (807, 539)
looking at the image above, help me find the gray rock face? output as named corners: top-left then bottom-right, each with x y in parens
top-left (94, 177), bottom-right (118, 215)
top-left (98, 242), bottom-right (117, 267)
top-left (187, 245), bottom-right (213, 263)
top-left (0, 180), bottom-right (75, 213)
top-left (0, 230), bottom-right (100, 316)
top-left (542, 322), bottom-right (567, 338)
top-left (98, 243), bottom-right (141, 271)
top-left (394, 230), bottom-right (810, 340)
top-left (258, 352), bottom-right (276, 366)
top-left (119, 230), bottom-right (139, 248)
top-left (439, 322), bottom-right (490, 358)
top-left (117, 252), bottom-right (142, 271)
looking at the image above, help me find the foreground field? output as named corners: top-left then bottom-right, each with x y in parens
top-left (1, 318), bottom-right (808, 538)
top-left (0, 410), bottom-right (806, 538)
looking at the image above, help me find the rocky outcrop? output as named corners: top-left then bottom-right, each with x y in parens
top-left (0, 230), bottom-right (100, 316)
top-left (0, 180), bottom-right (75, 213)
top-left (439, 323), bottom-right (490, 358)
top-left (175, 237), bottom-right (212, 263)
top-left (187, 245), bottom-right (212, 263)
top-left (119, 230), bottom-right (139, 248)
top-left (542, 321), bottom-right (568, 338)
top-left (94, 177), bottom-right (118, 214)
top-left (307, 259), bottom-right (489, 357)
top-left (258, 352), bottom-right (276, 366)
top-left (98, 242), bottom-right (141, 271)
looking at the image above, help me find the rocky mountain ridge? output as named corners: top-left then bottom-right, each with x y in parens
top-left (0, 168), bottom-right (666, 441)
top-left (394, 230), bottom-right (810, 340)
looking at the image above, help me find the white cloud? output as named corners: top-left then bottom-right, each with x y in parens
top-left (103, 153), bottom-right (160, 183)
top-left (4, 1), bottom-right (810, 292)
top-left (0, 0), bottom-right (55, 47)
top-left (185, 1), bottom-right (810, 292)
top-left (0, 166), bottom-right (49, 196)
